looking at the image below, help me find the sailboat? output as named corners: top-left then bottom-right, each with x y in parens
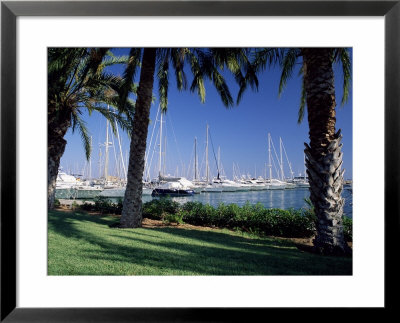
top-left (264, 133), bottom-right (288, 190)
top-left (55, 168), bottom-right (104, 199)
top-left (192, 137), bottom-right (204, 193)
top-left (195, 125), bottom-right (247, 193)
top-left (56, 170), bottom-right (78, 189)
top-left (150, 106), bottom-right (195, 197)
top-left (290, 154), bottom-right (309, 188)
top-left (99, 106), bottom-right (152, 197)
top-left (56, 136), bottom-right (105, 199)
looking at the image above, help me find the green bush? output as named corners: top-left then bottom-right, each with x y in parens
top-left (162, 211), bottom-right (184, 225)
top-left (54, 199), bottom-right (61, 207)
top-left (170, 200), bottom-right (315, 238)
top-left (143, 198), bottom-right (180, 220)
top-left (343, 216), bottom-right (353, 242)
top-left (80, 202), bottom-right (94, 211)
top-left (71, 201), bottom-right (79, 210)
top-left (180, 202), bottom-right (216, 226)
top-left (303, 198), bottom-right (317, 222)
top-left (140, 198), bottom-right (350, 240)
top-left (80, 197), bottom-right (122, 214)
top-left (242, 207), bottom-right (315, 238)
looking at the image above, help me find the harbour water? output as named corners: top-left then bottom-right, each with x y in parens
top-left (57, 186), bottom-right (353, 218)
top-left (143, 187), bottom-right (353, 218)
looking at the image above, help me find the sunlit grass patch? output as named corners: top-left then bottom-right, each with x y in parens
top-left (48, 210), bottom-right (352, 275)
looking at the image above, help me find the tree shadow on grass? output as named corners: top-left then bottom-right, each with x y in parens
top-left (48, 210), bottom-right (352, 276)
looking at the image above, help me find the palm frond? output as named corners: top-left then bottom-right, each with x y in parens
top-left (71, 111), bottom-right (92, 160)
top-left (236, 50), bottom-right (259, 104)
top-left (207, 48), bottom-right (259, 105)
top-left (187, 50), bottom-right (206, 103)
top-left (92, 106), bottom-right (132, 137)
top-left (119, 48), bottom-right (142, 110)
top-left (170, 48), bottom-right (188, 91)
top-left (48, 48), bottom-right (87, 104)
top-left (99, 55), bottom-right (130, 68)
top-left (252, 48), bottom-right (283, 72)
top-left (86, 72), bottom-right (137, 119)
top-left (48, 48), bottom-right (85, 78)
top-left (335, 48), bottom-right (352, 106)
top-left (191, 75), bottom-right (206, 103)
top-left (75, 48), bottom-right (109, 90)
top-left (211, 69), bottom-right (234, 107)
top-left (278, 48), bottom-right (299, 97)
top-left (189, 49), bottom-right (233, 107)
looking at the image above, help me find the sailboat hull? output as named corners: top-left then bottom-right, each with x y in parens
top-left (151, 188), bottom-right (195, 197)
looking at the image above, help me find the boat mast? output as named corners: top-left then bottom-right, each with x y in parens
top-left (268, 133), bottom-right (272, 181)
top-left (304, 153), bottom-right (307, 181)
top-left (158, 109), bottom-right (163, 179)
top-left (206, 124), bottom-right (209, 183)
top-left (88, 136), bottom-right (92, 179)
top-left (110, 127), bottom-right (119, 178)
top-left (125, 150), bottom-right (128, 179)
top-left (115, 116), bottom-right (127, 180)
top-left (194, 137), bottom-right (198, 180)
top-left (164, 134), bottom-right (167, 176)
top-left (218, 146), bottom-right (221, 180)
top-left (98, 147), bottom-right (102, 178)
top-left (104, 105), bottom-right (110, 181)
top-left (279, 137), bottom-right (284, 181)
top-left (144, 106), bottom-right (160, 182)
top-left (264, 162), bottom-right (267, 180)
top-left (281, 139), bottom-right (294, 180)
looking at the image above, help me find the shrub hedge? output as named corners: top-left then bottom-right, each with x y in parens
top-left (81, 197), bottom-right (123, 214)
top-left (175, 201), bottom-right (316, 238)
top-left (78, 197), bottom-right (353, 241)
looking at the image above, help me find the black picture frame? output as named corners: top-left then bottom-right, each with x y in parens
top-left (1, 1), bottom-right (398, 321)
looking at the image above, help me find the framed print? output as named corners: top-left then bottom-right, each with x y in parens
top-left (1, 0), bottom-right (399, 321)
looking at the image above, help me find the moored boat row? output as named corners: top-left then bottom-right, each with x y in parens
top-left (55, 172), bottom-right (310, 199)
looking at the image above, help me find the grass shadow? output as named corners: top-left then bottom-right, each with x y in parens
top-left (48, 210), bottom-right (352, 275)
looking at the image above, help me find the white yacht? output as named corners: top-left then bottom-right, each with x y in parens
top-left (56, 171), bottom-right (78, 189)
top-left (202, 177), bottom-right (245, 192)
top-left (151, 178), bottom-right (195, 196)
top-left (56, 172), bottom-right (106, 199)
top-left (99, 184), bottom-right (153, 197)
top-left (291, 177), bottom-right (310, 188)
top-left (265, 178), bottom-right (287, 190)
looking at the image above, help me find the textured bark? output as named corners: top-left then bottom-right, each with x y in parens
top-left (120, 48), bottom-right (157, 228)
top-left (48, 135), bottom-right (67, 209)
top-left (302, 48), bottom-right (351, 256)
top-left (48, 107), bottom-right (71, 209)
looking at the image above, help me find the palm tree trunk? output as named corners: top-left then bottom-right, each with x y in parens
top-left (48, 111), bottom-right (71, 209)
top-left (302, 48), bottom-right (351, 256)
top-left (120, 48), bottom-right (157, 228)
top-left (48, 136), bottom-right (67, 209)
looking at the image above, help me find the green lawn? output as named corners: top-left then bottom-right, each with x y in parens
top-left (48, 210), bottom-right (352, 275)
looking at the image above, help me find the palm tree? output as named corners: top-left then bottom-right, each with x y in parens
top-left (48, 48), bottom-right (135, 209)
top-left (253, 48), bottom-right (352, 256)
top-left (118, 48), bottom-right (257, 228)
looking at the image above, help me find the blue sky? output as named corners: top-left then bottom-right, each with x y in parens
top-left (60, 48), bottom-right (352, 181)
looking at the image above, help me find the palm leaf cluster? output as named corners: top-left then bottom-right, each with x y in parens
top-left (252, 48), bottom-right (351, 123)
top-left (117, 48), bottom-right (259, 113)
top-left (48, 48), bottom-right (135, 160)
